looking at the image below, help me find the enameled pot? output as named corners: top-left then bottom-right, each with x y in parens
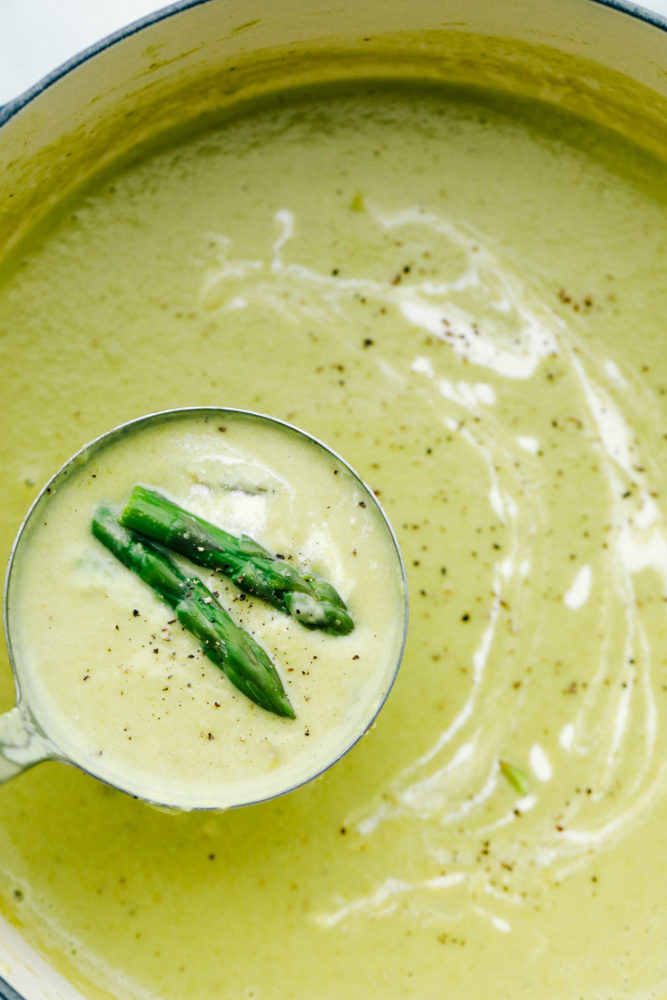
top-left (0, 1), bottom-right (664, 996)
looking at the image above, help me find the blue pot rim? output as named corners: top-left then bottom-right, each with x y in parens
top-left (0, 0), bottom-right (665, 127)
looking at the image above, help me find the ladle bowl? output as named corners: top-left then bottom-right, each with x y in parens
top-left (1, 407), bottom-right (408, 810)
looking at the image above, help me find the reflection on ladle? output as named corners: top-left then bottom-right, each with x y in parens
top-left (1, 408), bottom-right (407, 811)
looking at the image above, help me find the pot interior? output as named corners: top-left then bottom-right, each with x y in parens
top-left (0, 2), bottom-right (665, 998)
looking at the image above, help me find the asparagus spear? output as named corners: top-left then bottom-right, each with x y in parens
top-left (119, 485), bottom-right (354, 636)
top-left (91, 505), bottom-right (295, 719)
top-left (499, 759), bottom-right (529, 795)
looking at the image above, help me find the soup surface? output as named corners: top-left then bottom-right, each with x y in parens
top-left (0, 77), bottom-right (666, 999)
top-left (8, 409), bottom-right (405, 809)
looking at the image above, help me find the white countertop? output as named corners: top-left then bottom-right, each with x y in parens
top-left (0, 0), bottom-right (666, 107)
top-left (0, 0), bottom-right (166, 105)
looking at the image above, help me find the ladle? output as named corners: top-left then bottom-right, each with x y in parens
top-left (0, 408), bottom-right (407, 810)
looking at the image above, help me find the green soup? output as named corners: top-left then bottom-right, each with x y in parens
top-left (0, 75), bottom-right (665, 999)
top-left (8, 408), bottom-right (405, 810)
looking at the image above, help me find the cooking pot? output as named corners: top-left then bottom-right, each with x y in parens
top-left (0, 1), bottom-right (664, 997)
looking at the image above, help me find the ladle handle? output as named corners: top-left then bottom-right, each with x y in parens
top-left (0, 704), bottom-right (52, 783)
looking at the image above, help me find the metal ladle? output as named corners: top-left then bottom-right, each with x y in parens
top-left (0, 408), bottom-right (407, 811)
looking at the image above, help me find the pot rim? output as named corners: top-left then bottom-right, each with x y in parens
top-left (0, 0), bottom-right (665, 130)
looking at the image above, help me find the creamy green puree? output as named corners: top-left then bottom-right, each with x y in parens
top-left (0, 79), bottom-right (666, 998)
top-left (8, 410), bottom-right (405, 810)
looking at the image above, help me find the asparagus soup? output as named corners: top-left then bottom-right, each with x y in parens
top-left (6, 409), bottom-right (406, 809)
top-left (0, 79), bottom-right (666, 998)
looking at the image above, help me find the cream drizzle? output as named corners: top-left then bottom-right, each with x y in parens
top-left (200, 203), bottom-right (667, 935)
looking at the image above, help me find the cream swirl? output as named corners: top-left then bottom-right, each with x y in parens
top-left (201, 202), bottom-right (667, 934)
